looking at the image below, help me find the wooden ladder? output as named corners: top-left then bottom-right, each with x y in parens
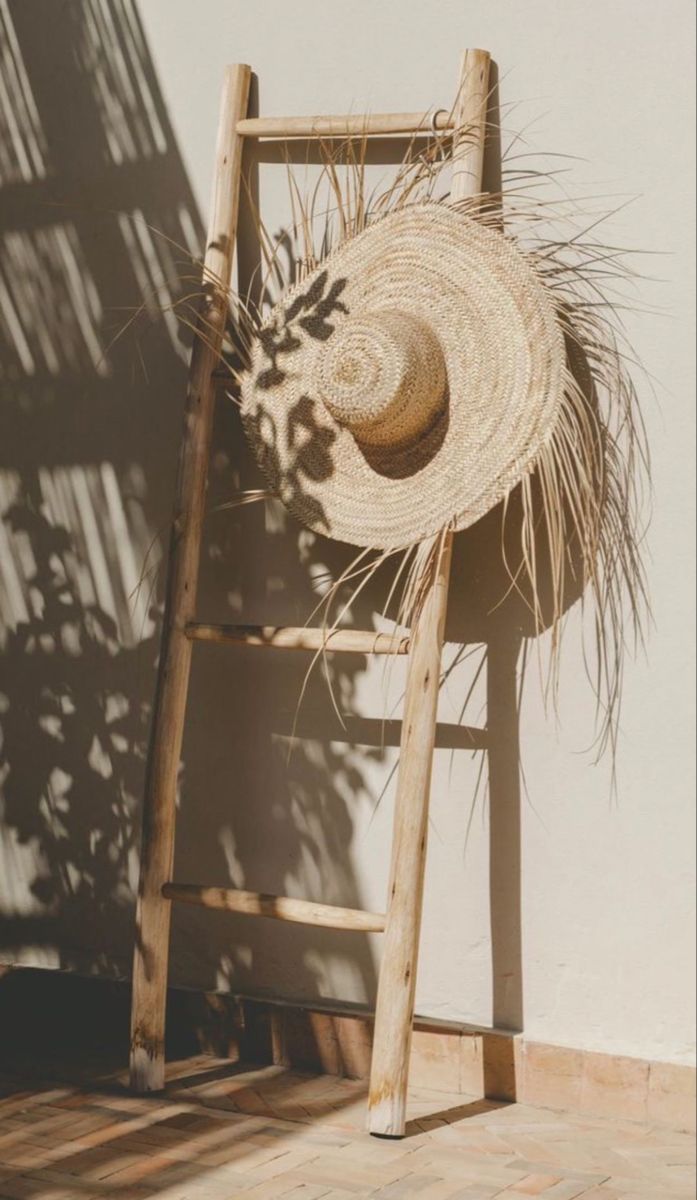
top-left (129, 48), bottom-right (491, 1139)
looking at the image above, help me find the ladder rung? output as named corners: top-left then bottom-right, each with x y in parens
top-left (185, 622), bottom-right (411, 655)
top-left (163, 883), bottom-right (386, 932)
top-left (236, 110), bottom-right (454, 140)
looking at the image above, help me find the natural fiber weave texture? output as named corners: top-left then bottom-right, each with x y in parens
top-left (241, 202), bottom-right (566, 549)
top-left (315, 310), bottom-right (447, 449)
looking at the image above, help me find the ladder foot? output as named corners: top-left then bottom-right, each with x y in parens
top-left (367, 1099), bottom-right (407, 1139)
top-left (129, 1042), bottom-right (165, 1094)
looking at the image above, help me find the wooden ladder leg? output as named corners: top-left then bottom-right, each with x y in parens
top-left (129, 64), bottom-right (251, 1092)
top-left (367, 533), bottom-right (453, 1136)
top-left (367, 48), bottom-right (491, 1138)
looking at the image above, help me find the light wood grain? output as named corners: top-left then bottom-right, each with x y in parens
top-left (163, 884), bottom-right (386, 932)
top-left (129, 64), bottom-right (251, 1094)
top-left (450, 48), bottom-right (491, 204)
top-left (236, 110), bottom-right (454, 139)
top-left (367, 48), bottom-right (491, 1139)
top-left (186, 622), bottom-right (411, 655)
top-left (366, 534), bottom-right (454, 1136)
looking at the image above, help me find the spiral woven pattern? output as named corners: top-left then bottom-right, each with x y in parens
top-left (241, 202), bottom-right (565, 549)
top-left (314, 310), bottom-right (446, 448)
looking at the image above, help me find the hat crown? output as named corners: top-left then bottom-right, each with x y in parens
top-left (313, 309), bottom-right (446, 449)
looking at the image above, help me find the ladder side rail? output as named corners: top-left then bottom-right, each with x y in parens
top-left (129, 64), bottom-right (252, 1093)
top-left (367, 48), bottom-right (491, 1138)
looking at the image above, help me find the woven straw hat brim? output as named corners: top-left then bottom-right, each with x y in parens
top-left (241, 203), bottom-right (565, 550)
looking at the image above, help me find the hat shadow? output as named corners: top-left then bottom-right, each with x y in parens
top-left (357, 384), bottom-right (450, 479)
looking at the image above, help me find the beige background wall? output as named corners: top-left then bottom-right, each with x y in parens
top-left (0, 0), bottom-right (694, 1069)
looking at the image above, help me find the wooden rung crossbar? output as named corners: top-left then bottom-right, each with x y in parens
top-left (163, 883), bottom-right (386, 932)
top-left (236, 110), bottom-right (454, 139)
top-left (185, 622), bottom-right (411, 655)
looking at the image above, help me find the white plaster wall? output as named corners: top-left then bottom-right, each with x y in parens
top-left (1, 0), bottom-right (692, 1070)
top-left (131, 0), bottom-right (696, 1066)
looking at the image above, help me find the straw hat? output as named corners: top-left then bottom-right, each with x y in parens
top-left (241, 202), bottom-right (565, 549)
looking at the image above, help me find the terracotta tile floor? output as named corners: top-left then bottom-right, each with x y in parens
top-left (0, 1057), bottom-right (694, 1200)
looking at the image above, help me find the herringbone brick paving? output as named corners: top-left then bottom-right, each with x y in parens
top-left (0, 1058), bottom-right (693, 1200)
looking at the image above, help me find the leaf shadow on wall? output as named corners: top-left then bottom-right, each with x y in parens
top-left (0, 0), bottom-right (389, 1049)
top-left (0, 0), bottom-right (202, 978)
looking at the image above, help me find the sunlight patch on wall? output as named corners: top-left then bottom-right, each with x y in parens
top-left (117, 209), bottom-right (191, 361)
top-left (0, 0), bottom-right (48, 185)
top-left (0, 464), bottom-right (155, 648)
top-left (0, 224), bottom-right (108, 379)
top-left (80, 0), bottom-right (167, 164)
top-left (0, 822), bottom-right (59, 970)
